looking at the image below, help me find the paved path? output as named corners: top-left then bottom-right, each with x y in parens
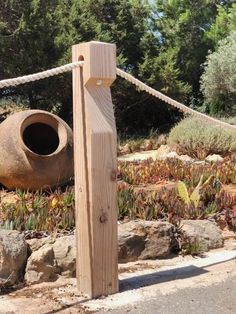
top-left (88, 250), bottom-right (236, 314)
top-left (99, 274), bottom-right (236, 314)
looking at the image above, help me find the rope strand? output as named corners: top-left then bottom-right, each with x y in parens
top-left (0, 61), bottom-right (84, 88)
top-left (0, 61), bottom-right (235, 131)
top-left (116, 68), bottom-right (236, 131)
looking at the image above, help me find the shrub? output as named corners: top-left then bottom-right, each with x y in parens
top-left (168, 117), bottom-right (236, 159)
top-left (200, 32), bottom-right (236, 114)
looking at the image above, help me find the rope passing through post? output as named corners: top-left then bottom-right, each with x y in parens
top-left (0, 61), bottom-right (236, 131)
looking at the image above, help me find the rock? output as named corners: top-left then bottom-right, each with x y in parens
top-left (140, 139), bottom-right (153, 151)
top-left (156, 145), bottom-right (194, 163)
top-left (120, 143), bottom-right (131, 155)
top-left (24, 244), bottom-right (57, 284)
top-left (156, 144), bottom-right (172, 159)
top-left (118, 150), bottom-right (159, 162)
top-left (52, 235), bottom-right (76, 277)
top-left (26, 237), bottom-right (55, 252)
top-left (0, 230), bottom-right (28, 286)
top-left (178, 155), bottom-right (195, 163)
top-left (181, 220), bottom-right (224, 252)
top-left (222, 230), bottom-right (236, 241)
top-left (26, 221), bottom-right (176, 281)
top-left (193, 160), bottom-right (206, 166)
top-left (205, 154), bottom-right (223, 163)
top-left (118, 220), bottom-right (176, 262)
top-left (162, 151), bottom-right (179, 159)
top-left (156, 134), bottom-right (167, 147)
top-left (25, 235), bottom-right (76, 283)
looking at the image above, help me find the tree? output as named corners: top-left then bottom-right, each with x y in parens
top-left (0, 0), bottom-right (62, 110)
top-left (206, 3), bottom-right (236, 48)
top-left (53, 0), bottom-right (163, 128)
top-left (200, 32), bottom-right (236, 114)
top-left (2, 0), bottom-right (171, 133)
top-left (153, 0), bottom-right (228, 99)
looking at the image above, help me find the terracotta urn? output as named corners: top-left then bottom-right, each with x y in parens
top-left (0, 110), bottom-right (73, 190)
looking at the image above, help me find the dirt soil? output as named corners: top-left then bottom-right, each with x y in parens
top-left (1, 237), bottom-right (236, 314)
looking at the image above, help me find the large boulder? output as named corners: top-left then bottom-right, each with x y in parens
top-left (118, 220), bottom-right (176, 262)
top-left (0, 230), bottom-right (28, 286)
top-left (181, 220), bottom-right (224, 252)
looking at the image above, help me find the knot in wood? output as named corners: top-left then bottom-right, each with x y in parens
top-left (110, 169), bottom-right (117, 181)
top-left (99, 213), bottom-right (108, 223)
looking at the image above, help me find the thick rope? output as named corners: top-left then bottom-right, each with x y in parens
top-left (0, 61), bottom-right (235, 131)
top-left (0, 61), bottom-right (84, 88)
top-left (116, 68), bottom-right (236, 131)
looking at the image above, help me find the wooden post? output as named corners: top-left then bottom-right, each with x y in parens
top-left (72, 41), bottom-right (118, 298)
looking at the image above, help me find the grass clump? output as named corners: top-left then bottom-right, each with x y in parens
top-left (168, 117), bottom-right (236, 159)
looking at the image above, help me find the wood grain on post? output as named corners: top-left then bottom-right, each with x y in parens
top-left (72, 41), bottom-right (118, 298)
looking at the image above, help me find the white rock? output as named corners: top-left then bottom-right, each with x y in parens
top-left (178, 154), bottom-right (195, 163)
top-left (156, 144), bottom-right (172, 157)
top-left (118, 150), bottom-right (159, 162)
top-left (205, 154), bottom-right (223, 163)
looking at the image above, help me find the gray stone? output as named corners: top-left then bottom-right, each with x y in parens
top-left (0, 229), bottom-right (28, 286)
top-left (118, 220), bottom-right (176, 262)
top-left (181, 220), bottom-right (224, 252)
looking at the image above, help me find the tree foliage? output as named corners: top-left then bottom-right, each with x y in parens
top-left (0, 0), bottom-right (235, 132)
top-left (153, 0), bottom-right (222, 97)
top-left (206, 3), bottom-right (236, 48)
top-left (201, 32), bottom-right (236, 114)
top-left (0, 0), bottom-right (61, 110)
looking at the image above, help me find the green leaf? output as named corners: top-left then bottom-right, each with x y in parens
top-left (177, 181), bottom-right (190, 205)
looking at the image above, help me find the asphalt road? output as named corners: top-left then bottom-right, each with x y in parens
top-left (99, 274), bottom-right (236, 314)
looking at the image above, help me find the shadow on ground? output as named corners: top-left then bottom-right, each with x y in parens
top-left (119, 256), bottom-right (236, 292)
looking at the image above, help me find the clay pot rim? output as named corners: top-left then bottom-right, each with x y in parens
top-left (19, 110), bottom-right (69, 158)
